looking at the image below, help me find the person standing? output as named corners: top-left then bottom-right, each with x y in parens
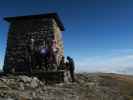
top-left (67, 56), bottom-right (75, 82)
top-left (40, 47), bottom-right (49, 71)
top-left (59, 56), bottom-right (65, 70)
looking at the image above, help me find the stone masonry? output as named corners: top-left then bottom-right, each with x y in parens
top-left (3, 13), bottom-right (65, 73)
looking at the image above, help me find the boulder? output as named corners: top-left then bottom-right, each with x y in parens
top-left (18, 75), bottom-right (32, 83)
top-left (30, 77), bottom-right (40, 88)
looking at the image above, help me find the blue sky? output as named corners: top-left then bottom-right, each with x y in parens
top-left (1, 0), bottom-right (133, 74)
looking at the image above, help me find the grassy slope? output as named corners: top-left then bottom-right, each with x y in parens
top-left (97, 73), bottom-right (133, 100)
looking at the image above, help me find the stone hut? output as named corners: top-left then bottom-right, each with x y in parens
top-left (3, 13), bottom-right (65, 74)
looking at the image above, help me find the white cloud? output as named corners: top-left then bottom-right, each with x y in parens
top-left (75, 49), bottom-right (133, 74)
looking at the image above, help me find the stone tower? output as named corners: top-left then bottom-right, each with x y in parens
top-left (3, 13), bottom-right (65, 73)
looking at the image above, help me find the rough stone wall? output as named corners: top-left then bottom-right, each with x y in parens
top-left (52, 19), bottom-right (64, 64)
top-left (3, 18), bottom-right (63, 73)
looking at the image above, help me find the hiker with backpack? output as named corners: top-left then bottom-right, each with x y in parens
top-left (67, 56), bottom-right (75, 82)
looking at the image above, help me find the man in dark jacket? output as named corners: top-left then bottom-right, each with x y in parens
top-left (39, 47), bottom-right (49, 71)
top-left (67, 56), bottom-right (75, 82)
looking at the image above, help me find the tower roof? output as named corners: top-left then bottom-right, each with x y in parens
top-left (4, 13), bottom-right (65, 31)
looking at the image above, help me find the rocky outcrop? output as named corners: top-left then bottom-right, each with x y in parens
top-left (0, 73), bottom-right (133, 100)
